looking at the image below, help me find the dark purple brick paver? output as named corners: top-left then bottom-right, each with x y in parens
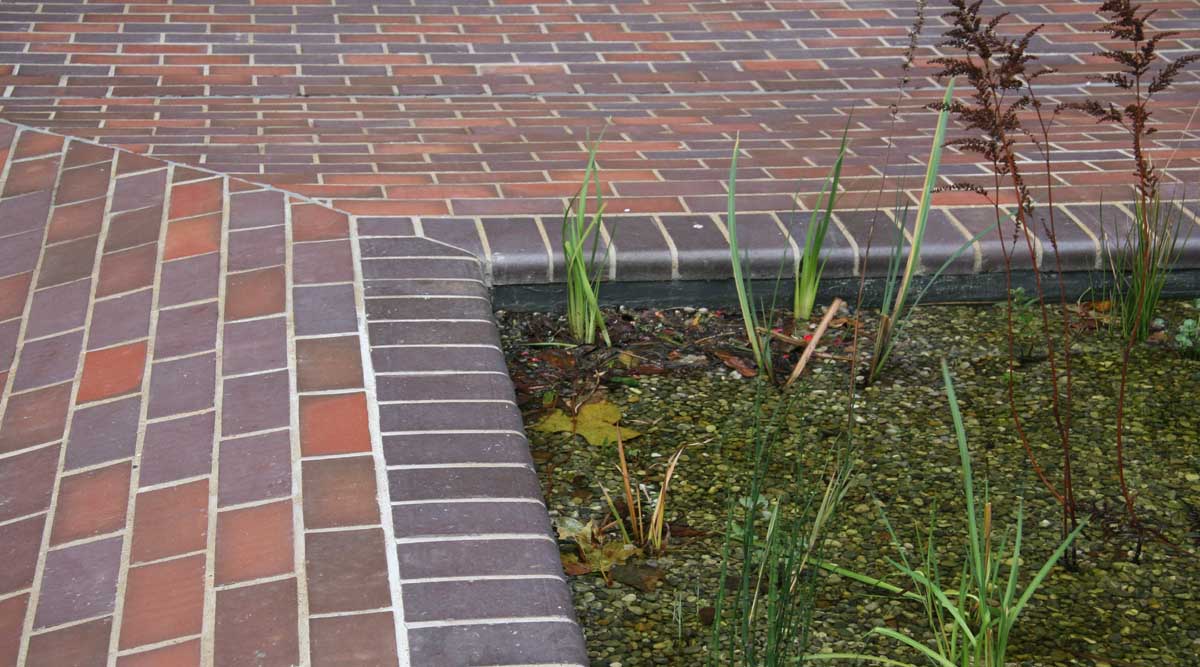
top-left (0, 128), bottom-right (415, 665)
top-left (1, 0), bottom-right (1196, 663)
top-left (34, 536), bottom-right (122, 629)
top-left (359, 235), bottom-right (587, 663)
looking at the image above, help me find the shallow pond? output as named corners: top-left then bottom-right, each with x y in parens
top-left (499, 300), bottom-right (1200, 667)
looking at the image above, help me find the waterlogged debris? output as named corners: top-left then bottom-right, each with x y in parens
top-left (558, 517), bottom-right (639, 579)
top-left (712, 349), bottom-right (757, 377)
top-left (533, 400), bottom-right (641, 446)
top-left (611, 563), bottom-right (664, 592)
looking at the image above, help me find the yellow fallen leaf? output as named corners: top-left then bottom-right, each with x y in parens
top-left (532, 400), bottom-right (641, 446)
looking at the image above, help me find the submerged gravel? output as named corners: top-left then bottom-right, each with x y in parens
top-left (499, 301), bottom-right (1200, 667)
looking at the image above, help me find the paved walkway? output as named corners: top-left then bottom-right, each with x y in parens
top-left (1, 0), bottom-right (1198, 284)
top-left (0, 1), bottom-right (1198, 666)
top-left (0, 122), bottom-right (585, 666)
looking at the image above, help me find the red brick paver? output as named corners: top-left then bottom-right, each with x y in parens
top-left (1, 0), bottom-right (1196, 284)
top-left (0, 124), bottom-right (412, 666)
top-left (1, 1), bottom-right (1200, 665)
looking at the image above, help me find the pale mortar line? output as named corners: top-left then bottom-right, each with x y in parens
top-left (402, 616), bottom-right (577, 630)
top-left (364, 294), bottom-right (492, 301)
top-left (44, 528), bottom-right (125, 552)
top-left (829, 215), bottom-right (861, 276)
top-left (380, 429), bottom-right (525, 436)
top-left (385, 462), bottom-right (531, 471)
top-left (374, 371), bottom-right (509, 377)
top-left (197, 174), bottom-right (230, 667)
top-left (473, 663), bottom-right (583, 667)
top-left (367, 321), bottom-right (494, 326)
top-left (155, 296), bottom-right (218, 313)
top-left (520, 216), bottom-right (556, 283)
top-left (1056, 206), bottom-right (1103, 270)
top-left (165, 297), bottom-right (267, 322)
top-left (0, 508), bottom-right (52, 529)
top-left (1176, 201), bottom-right (1200, 229)
top-left (307, 606), bottom-right (395, 620)
top-left (0, 439), bottom-right (59, 463)
top-left (597, 220), bottom-right (617, 281)
top-left (768, 211), bottom-right (803, 277)
top-left (390, 497), bottom-right (546, 507)
top-left (394, 534), bottom-right (554, 545)
top-left (369, 344), bottom-right (502, 350)
top-left (40, 453), bottom-right (135, 478)
top-left (0, 589), bottom-right (29, 604)
top-left (136, 473), bottom-right (211, 494)
top-left (27, 610), bottom-right (116, 637)
top-left (399, 575), bottom-right (564, 585)
top-left (19, 324), bottom-right (86, 346)
top-left (292, 278), bottom-right (370, 288)
top-left (144, 407), bottom-right (215, 426)
top-left (222, 365), bottom-right (290, 381)
top-left (295, 387), bottom-right (372, 398)
top-left (105, 161), bottom-right (178, 666)
top-left (304, 523), bottom-right (389, 534)
top-left (281, 192), bottom-right (315, 666)
top-left (377, 399), bottom-right (515, 406)
top-left (214, 495), bottom-right (295, 514)
top-left (474, 217), bottom-right (495, 284)
top-left (294, 330), bottom-right (375, 341)
top-left (366, 318), bottom-right (493, 324)
top-left (374, 369), bottom-right (506, 374)
top-left (941, 209), bottom-right (986, 273)
top-left (297, 451), bottom-right (375, 462)
top-left (148, 348), bottom-right (216, 365)
top-left (349, 214), bottom-right (411, 667)
top-left (362, 254), bottom-right (480, 262)
top-left (115, 633), bottom-right (202, 658)
top-left (127, 548), bottom-right (209, 569)
top-left (212, 571), bottom-right (296, 593)
top-left (16, 142), bottom-right (114, 666)
top-left (650, 214), bottom-right (681, 280)
top-left (361, 277), bottom-right (486, 285)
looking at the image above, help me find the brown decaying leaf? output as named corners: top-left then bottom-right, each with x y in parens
top-left (538, 348), bottom-right (576, 371)
top-left (713, 349), bottom-right (758, 377)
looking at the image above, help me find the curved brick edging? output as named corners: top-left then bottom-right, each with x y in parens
top-left (0, 120), bottom-right (587, 666)
top-left (422, 203), bottom-right (1200, 290)
top-left (356, 229), bottom-right (588, 665)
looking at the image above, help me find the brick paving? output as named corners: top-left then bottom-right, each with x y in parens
top-left (0, 119), bottom-right (587, 666)
top-left (1, 1), bottom-right (1199, 665)
top-left (1, 0), bottom-right (1197, 283)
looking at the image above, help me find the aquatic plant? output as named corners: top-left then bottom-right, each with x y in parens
top-left (1176, 318), bottom-right (1200, 358)
top-left (1064, 0), bottom-right (1196, 342)
top-left (562, 136), bottom-right (611, 346)
top-left (868, 81), bottom-right (991, 383)
top-left (928, 0), bottom-right (1082, 566)
top-left (1007, 287), bottom-right (1041, 361)
top-left (725, 135), bottom-right (774, 381)
top-left (794, 116), bottom-right (852, 325)
top-left (707, 382), bottom-right (854, 666)
top-left (853, 0), bottom-right (988, 386)
top-left (1062, 0), bottom-right (1199, 557)
top-left (602, 429), bottom-right (686, 554)
top-left (1102, 195), bottom-right (1184, 343)
top-left (558, 426), bottom-right (683, 579)
top-left (810, 360), bottom-right (1086, 667)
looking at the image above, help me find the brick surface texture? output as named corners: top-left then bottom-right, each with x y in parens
top-left (0, 0), bottom-right (1198, 665)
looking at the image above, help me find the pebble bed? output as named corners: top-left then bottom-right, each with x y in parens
top-left (500, 301), bottom-right (1200, 667)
